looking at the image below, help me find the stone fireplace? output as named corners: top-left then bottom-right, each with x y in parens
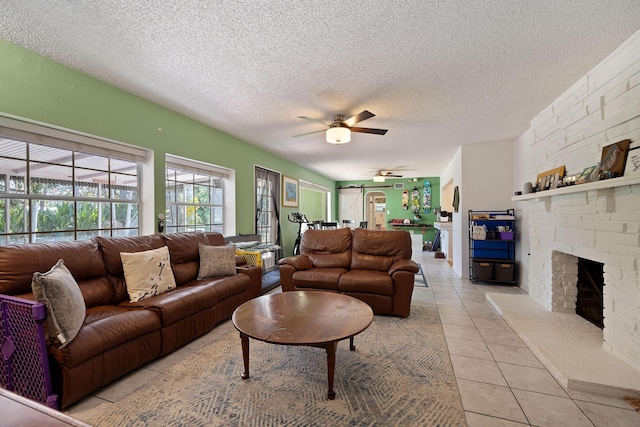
top-left (508, 28), bottom-right (640, 392)
top-left (526, 181), bottom-right (640, 372)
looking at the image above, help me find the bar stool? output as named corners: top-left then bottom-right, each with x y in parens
top-left (342, 219), bottom-right (356, 229)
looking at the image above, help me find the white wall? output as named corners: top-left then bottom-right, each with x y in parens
top-left (461, 141), bottom-right (515, 279)
top-left (440, 147), bottom-right (463, 277)
top-left (513, 129), bottom-right (534, 292)
top-left (441, 141), bottom-right (514, 278)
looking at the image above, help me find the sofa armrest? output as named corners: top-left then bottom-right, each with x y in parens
top-left (236, 265), bottom-right (262, 298)
top-left (389, 259), bottom-right (419, 275)
top-left (278, 255), bottom-right (313, 271)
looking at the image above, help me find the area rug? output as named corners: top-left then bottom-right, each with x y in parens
top-left (83, 304), bottom-right (465, 426)
top-left (260, 269), bottom-right (280, 294)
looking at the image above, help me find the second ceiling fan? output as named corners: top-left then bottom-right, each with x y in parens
top-left (373, 170), bottom-right (402, 182)
top-left (294, 110), bottom-right (388, 144)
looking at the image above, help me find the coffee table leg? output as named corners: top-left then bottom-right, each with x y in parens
top-left (326, 341), bottom-right (337, 400)
top-left (349, 336), bottom-right (356, 351)
top-left (240, 332), bottom-right (250, 380)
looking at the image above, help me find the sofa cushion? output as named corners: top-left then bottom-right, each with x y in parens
top-left (351, 228), bottom-right (412, 272)
top-left (300, 228), bottom-right (352, 269)
top-left (96, 234), bottom-right (166, 277)
top-left (339, 270), bottom-right (394, 296)
top-left (197, 243), bottom-right (237, 279)
top-left (195, 272), bottom-right (250, 301)
top-left (51, 305), bottom-right (161, 368)
top-left (31, 259), bottom-right (86, 349)
top-left (291, 267), bottom-right (346, 290)
top-left (0, 239), bottom-right (106, 297)
top-left (163, 231), bottom-right (209, 264)
top-left (121, 246), bottom-right (177, 302)
top-left (162, 232), bottom-right (209, 285)
top-left (120, 281), bottom-right (220, 326)
top-left (205, 232), bottom-right (226, 246)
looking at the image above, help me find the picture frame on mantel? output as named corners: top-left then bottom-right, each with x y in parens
top-left (599, 139), bottom-right (630, 177)
top-left (624, 142), bottom-right (640, 176)
top-left (536, 166), bottom-right (565, 191)
top-left (282, 175), bottom-right (299, 207)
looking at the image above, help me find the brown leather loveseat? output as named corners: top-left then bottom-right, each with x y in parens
top-left (278, 228), bottom-right (418, 317)
top-left (0, 231), bottom-right (261, 409)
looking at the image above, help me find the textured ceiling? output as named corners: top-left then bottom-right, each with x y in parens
top-left (1, 1), bottom-right (640, 181)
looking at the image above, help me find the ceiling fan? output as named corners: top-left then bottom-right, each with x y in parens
top-left (373, 170), bottom-right (402, 182)
top-left (294, 110), bottom-right (388, 144)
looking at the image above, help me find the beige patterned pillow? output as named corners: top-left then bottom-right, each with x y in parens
top-left (121, 246), bottom-right (176, 302)
top-left (32, 259), bottom-right (86, 349)
top-left (198, 243), bottom-right (237, 279)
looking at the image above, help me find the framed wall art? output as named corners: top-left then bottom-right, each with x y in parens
top-left (624, 142), bottom-right (640, 176)
top-left (282, 175), bottom-right (299, 207)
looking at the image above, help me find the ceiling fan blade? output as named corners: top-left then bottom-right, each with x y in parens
top-left (350, 127), bottom-right (388, 135)
top-left (344, 110), bottom-right (375, 127)
top-left (297, 116), bottom-right (330, 126)
top-left (292, 129), bottom-right (326, 137)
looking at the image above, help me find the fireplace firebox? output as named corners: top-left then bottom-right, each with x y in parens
top-left (576, 258), bottom-right (604, 329)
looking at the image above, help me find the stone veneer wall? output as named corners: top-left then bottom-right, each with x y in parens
top-left (523, 29), bottom-right (640, 370)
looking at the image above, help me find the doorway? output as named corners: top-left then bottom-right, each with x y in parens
top-left (365, 191), bottom-right (386, 230)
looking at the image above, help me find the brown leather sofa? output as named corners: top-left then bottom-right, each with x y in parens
top-left (278, 228), bottom-right (419, 317)
top-left (0, 231), bottom-right (261, 409)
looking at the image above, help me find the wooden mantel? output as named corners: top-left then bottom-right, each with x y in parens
top-left (511, 175), bottom-right (640, 202)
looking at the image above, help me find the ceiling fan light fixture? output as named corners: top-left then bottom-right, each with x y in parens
top-left (326, 126), bottom-right (351, 144)
top-left (373, 175), bottom-right (385, 182)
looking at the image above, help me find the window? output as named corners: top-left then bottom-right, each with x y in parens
top-left (298, 180), bottom-right (330, 231)
top-left (255, 167), bottom-right (281, 245)
top-left (165, 155), bottom-right (230, 234)
top-left (0, 117), bottom-right (145, 245)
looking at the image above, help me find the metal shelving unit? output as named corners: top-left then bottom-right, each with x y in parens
top-left (468, 209), bottom-right (516, 284)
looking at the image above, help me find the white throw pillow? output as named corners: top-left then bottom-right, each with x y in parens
top-left (198, 243), bottom-right (237, 279)
top-left (31, 259), bottom-right (86, 349)
top-left (120, 246), bottom-right (176, 302)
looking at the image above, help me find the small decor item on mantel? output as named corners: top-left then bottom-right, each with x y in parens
top-left (576, 165), bottom-right (598, 184)
top-left (599, 139), bottom-right (630, 177)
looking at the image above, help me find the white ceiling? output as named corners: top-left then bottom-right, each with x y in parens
top-left (1, 1), bottom-right (640, 181)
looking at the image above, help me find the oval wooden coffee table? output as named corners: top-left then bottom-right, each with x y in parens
top-left (232, 291), bottom-right (374, 399)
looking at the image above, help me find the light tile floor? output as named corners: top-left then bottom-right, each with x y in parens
top-left (412, 249), bottom-right (640, 427)
top-left (66, 251), bottom-right (640, 427)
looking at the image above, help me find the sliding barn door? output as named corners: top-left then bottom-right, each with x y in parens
top-left (338, 188), bottom-right (363, 227)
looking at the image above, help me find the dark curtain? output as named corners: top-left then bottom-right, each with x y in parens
top-left (255, 167), bottom-right (282, 245)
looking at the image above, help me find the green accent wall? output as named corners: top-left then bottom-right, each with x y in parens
top-left (0, 38), bottom-right (335, 255)
top-left (335, 177), bottom-right (440, 244)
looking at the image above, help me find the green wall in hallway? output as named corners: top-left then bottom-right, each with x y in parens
top-left (0, 38), bottom-right (334, 255)
top-left (335, 177), bottom-right (440, 244)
